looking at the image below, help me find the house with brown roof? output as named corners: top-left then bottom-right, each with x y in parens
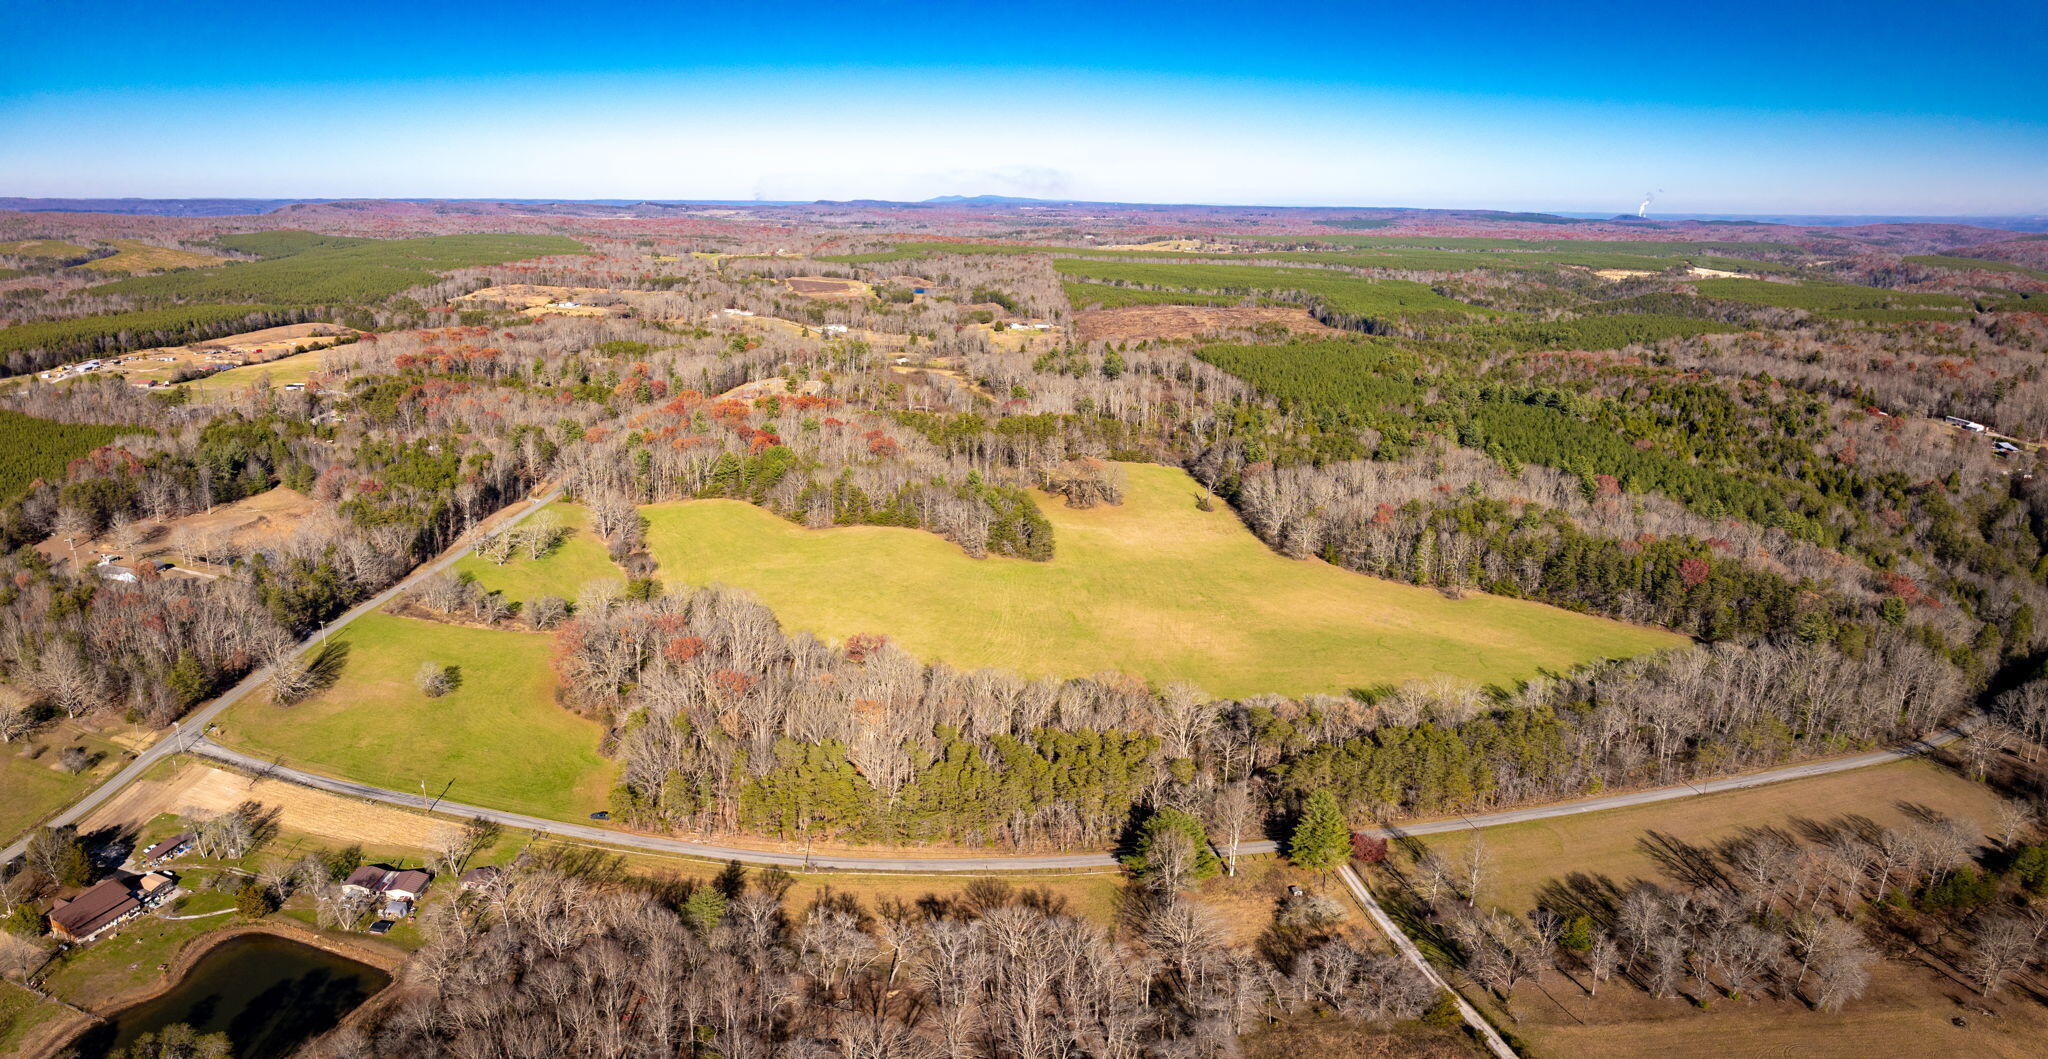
top-left (49, 875), bottom-right (142, 943)
top-left (341, 865), bottom-right (432, 904)
top-left (340, 865), bottom-right (389, 895)
top-left (458, 866), bottom-right (501, 890)
top-left (383, 869), bottom-right (431, 902)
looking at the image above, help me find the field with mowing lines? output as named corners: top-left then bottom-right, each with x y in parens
top-left (643, 463), bottom-right (1680, 698)
top-left (454, 502), bottom-right (622, 608)
top-left (217, 612), bottom-right (618, 823)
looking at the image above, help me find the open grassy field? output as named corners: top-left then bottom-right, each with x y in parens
top-left (1399, 756), bottom-right (2002, 915)
top-left (643, 463), bottom-right (1681, 697)
top-left (0, 238), bottom-right (92, 259)
top-left (1053, 259), bottom-right (1491, 322)
top-left (453, 502), bottom-right (621, 607)
top-left (216, 612), bottom-right (618, 823)
top-left (184, 347), bottom-right (329, 392)
top-left (70, 238), bottom-right (226, 274)
top-left (1510, 968), bottom-right (2048, 1059)
top-left (0, 980), bottom-right (72, 1055)
top-left (0, 718), bottom-right (135, 845)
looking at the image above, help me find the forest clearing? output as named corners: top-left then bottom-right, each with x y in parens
top-left (640, 462), bottom-right (1683, 697)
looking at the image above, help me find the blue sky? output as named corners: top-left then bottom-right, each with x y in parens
top-left (3, 0), bottom-right (2043, 214)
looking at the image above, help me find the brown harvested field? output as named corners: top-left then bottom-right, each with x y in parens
top-left (716, 376), bottom-right (827, 401)
top-left (1501, 957), bottom-right (2048, 1059)
top-left (452, 283), bottom-right (641, 317)
top-left (78, 760), bottom-right (464, 852)
top-left (1403, 757), bottom-right (2003, 914)
top-left (1192, 855), bottom-right (1380, 946)
top-left (1074, 304), bottom-right (1340, 343)
top-left (35, 486), bottom-right (317, 576)
top-left (785, 276), bottom-right (870, 298)
top-left (1394, 756), bottom-right (2033, 1058)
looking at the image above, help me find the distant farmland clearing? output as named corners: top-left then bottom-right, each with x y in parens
top-left (642, 463), bottom-right (1682, 698)
top-left (1052, 259), bottom-right (1490, 325)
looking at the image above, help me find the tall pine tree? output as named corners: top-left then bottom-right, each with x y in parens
top-left (1288, 789), bottom-right (1351, 871)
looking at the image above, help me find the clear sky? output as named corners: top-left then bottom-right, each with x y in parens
top-left (3, 0), bottom-right (2043, 215)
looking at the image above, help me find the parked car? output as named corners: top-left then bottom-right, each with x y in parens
top-left (589, 811), bottom-right (611, 821)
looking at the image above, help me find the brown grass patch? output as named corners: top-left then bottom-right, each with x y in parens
top-left (1404, 757), bottom-right (2004, 915)
top-left (785, 276), bottom-right (870, 299)
top-left (1506, 956), bottom-right (2048, 1059)
top-left (37, 486), bottom-right (317, 577)
top-left (1074, 305), bottom-right (1340, 343)
top-left (80, 761), bottom-right (462, 851)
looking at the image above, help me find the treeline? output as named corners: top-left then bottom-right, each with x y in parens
top-left (566, 390), bottom-right (1058, 561)
top-left (92, 233), bottom-right (587, 305)
top-left (557, 586), bottom-right (1965, 849)
top-left (1397, 805), bottom-right (2048, 1019)
top-left (0, 303), bottom-right (294, 377)
top-left (319, 860), bottom-right (1454, 1059)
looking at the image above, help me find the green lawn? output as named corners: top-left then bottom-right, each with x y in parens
top-left (642, 464), bottom-right (1683, 697)
top-left (453, 502), bottom-right (621, 608)
top-left (216, 613), bottom-right (617, 822)
top-left (0, 980), bottom-right (69, 1054)
top-left (0, 723), bottom-right (134, 846)
top-left (185, 348), bottom-right (330, 393)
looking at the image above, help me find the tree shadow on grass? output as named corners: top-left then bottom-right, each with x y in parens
top-left (304, 640), bottom-right (352, 694)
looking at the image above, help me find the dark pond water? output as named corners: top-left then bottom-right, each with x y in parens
top-left (72, 932), bottom-right (390, 1059)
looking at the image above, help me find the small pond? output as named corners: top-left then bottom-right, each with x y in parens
top-left (71, 932), bottom-right (390, 1058)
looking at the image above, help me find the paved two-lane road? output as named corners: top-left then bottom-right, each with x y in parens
top-left (0, 488), bottom-right (563, 866)
top-left (176, 725), bottom-right (1964, 872)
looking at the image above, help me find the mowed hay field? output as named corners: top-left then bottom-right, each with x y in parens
top-left (71, 238), bottom-right (225, 274)
top-left (643, 463), bottom-right (1682, 697)
top-left (454, 502), bottom-right (622, 608)
top-left (186, 348), bottom-right (329, 392)
top-left (216, 612), bottom-right (617, 822)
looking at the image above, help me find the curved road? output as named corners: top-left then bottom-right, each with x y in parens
top-left (0, 488), bottom-right (563, 866)
top-left (180, 726), bottom-right (1963, 872)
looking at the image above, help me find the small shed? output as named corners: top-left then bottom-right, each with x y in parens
top-left (141, 833), bottom-right (192, 866)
